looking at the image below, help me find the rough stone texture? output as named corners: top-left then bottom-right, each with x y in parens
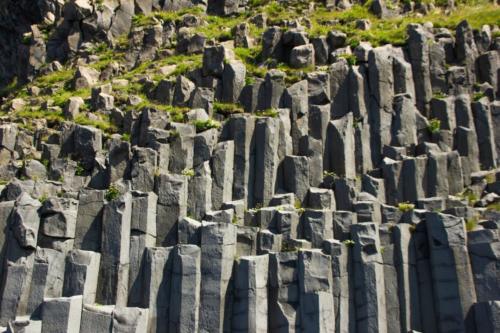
top-left (0, 5), bottom-right (497, 332)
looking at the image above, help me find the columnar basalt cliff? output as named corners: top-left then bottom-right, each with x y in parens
top-left (0, 0), bottom-right (499, 332)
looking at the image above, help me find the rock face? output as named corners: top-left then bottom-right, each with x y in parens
top-left (0, 1), bottom-right (498, 332)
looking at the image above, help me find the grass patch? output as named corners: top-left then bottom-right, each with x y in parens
top-left (255, 108), bottom-right (279, 118)
top-left (213, 102), bottom-right (244, 116)
top-left (398, 202), bottom-right (415, 212)
top-left (74, 114), bottom-right (117, 134)
top-left (427, 118), bottom-right (441, 134)
top-left (193, 119), bottom-right (221, 132)
top-left (105, 184), bottom-right (120, 201)
top-left (465, 216), bottom-right (479, 231)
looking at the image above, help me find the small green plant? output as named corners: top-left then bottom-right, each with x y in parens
top-left (343, 239), bottom-right (355, 247)
top-left (485, 173), bottom-right (496, 184)
top-left (473, 92), bottom-right (486, 101)
top-left (433, 91), bottom-right (447, 100)
top-left (459, 188), bottom-right (479, 206)
top-left (38, 194), bottom-right (49, 204)
top-left (182, 168), bottom-right (195, 177)
top-left (193, 119), bottom-right (221, 133)
top-left (398, 202), bottom-right (415, 212)
top-left (170, 130), bottom-right (180, 139)
top-left (340, 53), bottom-right (357, 66)
top-left (75, 162), bottom-right (85, 176)
top-left (323, 170), bottom-right (336, 178)
top-left (105, 184), bottom-right (120, 201)
top-left (231, 215), bottom-right (238, 225)
top-left (40, 158), bottom-right (49, 169)
top-left (213, 102), bottom-right (244, 116)
top-left (465, 216), bottom-right (479, 232)
top-left (281, 242), bottom-right (299, 252)
top-left (487, 202), bottom-right (500, 212)
top-left (255, 108), bottom-right (279, 118)
top-left (121, 133), bottom-right (131, 142)
top-left (427, 118), bottom-right (441, 134)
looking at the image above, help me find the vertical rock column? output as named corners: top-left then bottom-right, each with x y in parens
top-left (232, 255), bottom-right (269, 333)
top-left (128, 191), bottom-right (157, 306)
top-left (169, 244), bottom-right (201, 333)
top-left (97, 192), bottom-right (132, 307)
top-left (351, 223), bottom-right (387, 332)
top-left (143, 247), bottom-right (173, 333)
top-left (394, 224), bottom-right (423, 332)
top-left (199, 222), bottom-right (237, 333)
top-left (211, 141), bottom-right (235, 210)
top-left (63, 249), bottom-right (101, 304)
top-left (0, 193), bottom-right (41, 324)
top-left (155, 174), bottom-right (188, 246)
top-left (426, 212), bottom-right (477, 332)
top-left (41, 295), bottom-right (83, 333)
top-left (323, 239), bottom-right (355, 333)
top-left (228, 115), bottom-right (256, 208)
top-left (254, 117), bottom-right (280, 207)
top-left (268, 252), bottom-right (300, 332)
top-left (298, 250), bottom-right (335, 333)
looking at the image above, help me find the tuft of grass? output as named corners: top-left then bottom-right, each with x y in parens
top-left (255, 108), bottom-right (279, 118)
top-left (16, 108), bottom-right (64, 123)
top-left (213, 102), bottom-right (244, 116)
top-left (343, 239), bottom-right (356, 247)
top-left (486, 202), bottom-right (500, 212)
top-left (427, 118), bottom-right (441, 134)
top-left (465, 216), bottom-right (479, 232)
top-left (193, 119), bottom-right (221, 132)
top-left (340, 53), bottom-right (357, 66)
top-left (458, 188), bottom-right (479, 206)
top-left (105, 184), bottom-right (120, 201)
top-left (75, 162), bottom-right (85, 176)
top-left (121, 133), bottom-right (131, 142)
top-left (182, 168), bottom-right (195, 177)
top-left (398, 202), bottom-right (415, 212)
top-left (74, 114), bottom-right (117, 134)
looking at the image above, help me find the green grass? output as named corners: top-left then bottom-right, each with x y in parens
top-left (15, 108), bottom-right (64, 123)
top-left (427, 118), bottom-right (441, 134)
top-left (487, 202), bottom-right (500, 212)
top-left (74, 114), bottom-right (117, 134)
top-left (182, 168), bottom-right (195, 177)
top-left (255, 108), bottom-right (279, 118)
top-left (105, 184), bottom-right (120, 201)
top-left (213, 102), bottom-right (245, 115)
top-left (193, 119), bottom-right (221, 132)
top-left (465, 216), bottom-right (479, 231)
top-left (398, 202), bottom-right (415, 212)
